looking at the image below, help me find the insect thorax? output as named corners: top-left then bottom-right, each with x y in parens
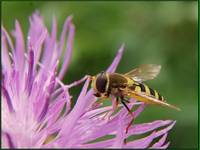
top-left (108, 73), bottom-right (128, 88)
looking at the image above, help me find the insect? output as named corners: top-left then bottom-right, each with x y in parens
top-left (91, 64), bottom-right (180, 134)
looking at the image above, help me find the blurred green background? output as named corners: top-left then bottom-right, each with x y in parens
top-left (2, 1), bottom-right (198, 148)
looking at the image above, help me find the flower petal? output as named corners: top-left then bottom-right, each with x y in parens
top-left (58, 16), bottom-right (73, 56)
top-left (58, 78), bottom-right (90, 146)
top-left (127, 120), bottom-right (173, 136)
top-left (28, 12), bottom-right (45, 47)
top-left (74, 103), bottom-right (144, 145)
top-left (1, 26), bottom-right (14, 51)
top-left (2, 85), bottom-right (15, 113)
top-left (42, 16), bottom-right (58, 70)
top-left (153, 121), bottom-right (176, 138)
top-left (1, 31), bottom-right (12, 73)
top-left (78, 139), bottom-right (114, 148)
top-left (25, 50), bottom-right (34, 95)
top-left (150, 133), bottom-right (168, 148)
top-left (124, 131), bottom-right (157, 148)
top-left (58, 22), bottom-right (75, 80)
top-left (124, 121), bottom-right (176, 148)
top-left (106, 43), bottom-right (125, 73)
top-left (13, 20), bottom-right (25, 73)
top-left (46, 96), bottom-right (67, 128)
top-left (157, 141), bottom-right (170, 149)
top-left (2, 132), bottom-right (15, 148)
top-left (111, 113), bottom-right (126, 148)
top-left (30, 28), bottom-right (47, 70)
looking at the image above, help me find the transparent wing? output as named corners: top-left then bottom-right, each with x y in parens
top-left (125, 89), bottom-right (181, 111)
top-left (125, 64), bottom-right (161, 82)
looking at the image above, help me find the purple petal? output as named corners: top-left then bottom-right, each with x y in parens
top-left (151, 133), bottom-right (168, 148)
top-left (58, 78), bottom-right (90, 145)
top-left (31, 28), bottom-right (47, 69)
top-left (47, 73), bottom-right (56, 95)
top-left (2, 85), bottom-right (15, 113)
top-left (13, 20), bottom-right (25, 73)
top-left (58, 22), bottom-right (75, 80)
top-left (34, 94), bottom-right (45, 119)
top-left (29, 81), bottom-right (38, 102)
top-left (58, 16), bottom-right (73, 56)
top-left (80, 89), bottom-right (96, 113)
top-left (124, 131), bottom-right (157, 148)
top-left (51, 87), bottom-right (63, 99)
top-left (1, 26), bottom-right (14, 51)
top-left (28, 13), bottom-right (47, 67)
top-left (112, 113), bottom-right (125, 148)
top-left (38, 67), bottom-right (57, 122)
top-left (51, 87), bottom-right (72, 115)
top-left (78, 103), bottom-right (145, 144)
top-left (14, 70), bottom-right (20, 97)
top-left (38, 95), bottom-right (50, 122)
top-left (2, 132), bottom-right (15, 148)
top-left (153, 121), bottom-right (176, 138)
top-left (158, 142), bottom-right (170, 149)
top-left (73, 110), bottom-right (128, 145)
top-left (64, 88), bottom-right (72, 114)
top-left (124, 121), bottom-right (176, 148)
top-left (43, 16), bottom-right (57, 68)
top-left (26, 50), bottom-right (34, 95)
top-left (127, 120), bottom-right (173, 136)
top-left (28, 12), bottom-right (45, 47)
top-left (79, 139), bottom-right (114, 148)
top-left (81, 105), bottom-right (116, 120)
top-left (46, 97), bottom-right (67, 127)
top-left (72, 116), bottom-right (122, 144)
top-left (42, 38), bottom-right (55, 71)
top-left (133, 103), bottom-right (146, 118)
top-left (1, 33), bottom-right (12, 73)
top-left (106, 44), bottom-right (125, 73)
top-left (81, 102), bottom-right (141, 120)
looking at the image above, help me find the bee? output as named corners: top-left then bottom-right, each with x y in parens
top-left (91, 64), bottom-right (180, 133)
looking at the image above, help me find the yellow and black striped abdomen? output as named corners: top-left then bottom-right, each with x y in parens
top-left (129, 82), bottom-right (164, 101)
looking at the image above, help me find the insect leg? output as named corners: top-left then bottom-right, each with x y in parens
top-left (115, 97), bottom-right (119, 109)
top-left (122, 97), bottom-right (130, 103)
top-left (121, 99), bottom-right (134, 132)
top-left (120, 98), bottom-right (134, 117)
top-left (120, 97), bottom-right (135, 144)
top-left (125, 117), bottom-right (134, 134)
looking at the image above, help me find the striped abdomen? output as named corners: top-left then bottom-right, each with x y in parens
top-left (129, 82), bottom-right (164, 101)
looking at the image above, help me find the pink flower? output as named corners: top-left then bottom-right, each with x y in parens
top-left (1, 12), bottom-right (176, 148)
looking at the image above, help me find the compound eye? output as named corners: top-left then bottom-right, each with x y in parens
top-left (96, 73), bottom-right (107, 93)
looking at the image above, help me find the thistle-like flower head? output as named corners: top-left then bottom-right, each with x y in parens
top-left (1, 12), bottom-right (176, 148)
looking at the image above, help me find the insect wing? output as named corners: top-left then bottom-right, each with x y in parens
top-left (125, 89), bottom-right (181, 111)
top-left (125, 64), bottom-right (161, 82)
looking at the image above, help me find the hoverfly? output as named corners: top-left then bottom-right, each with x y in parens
top-left (91, 64), bottom-right (180, 133)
